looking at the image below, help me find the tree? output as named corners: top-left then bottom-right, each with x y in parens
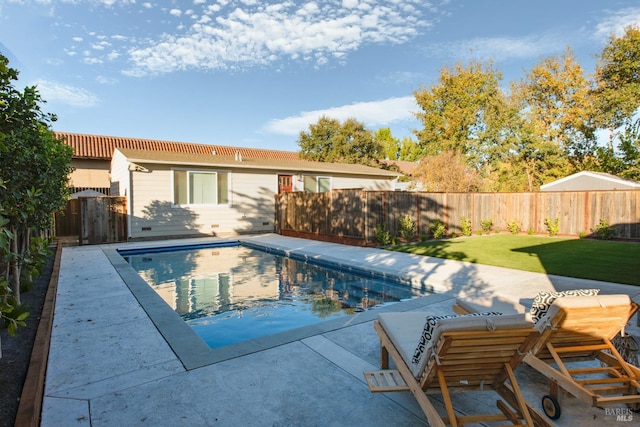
top-left (617, 118), bottom-right (640, 180)
top-left (298, 116), bottom-right (383, 166)
top-left (512, 48), bottom-right (595, 174)
top-left (0, 53), bottom-right (73, 307)
top-left (413, 58), bottom-right (512, 172)
top-left (398, 137), bottom-right (422, 161)
top-left (593, 25), bottom-right (640, 145)
top-left (501, 119), bottom-right (570, 191)
top-left (373, 127), bottom-right (400, 160)
top-left (413, 150), bottom-right (481, 192)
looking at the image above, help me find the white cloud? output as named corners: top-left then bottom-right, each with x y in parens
top-left (425, 32), bottom-right (566, 63)
top-left (264, 96), bottom-right (417, 136)
top-left (169, 8), bottom-right (182, 16)
top-left (83, 57), bottom-right (103, 64)
top-left (594, 7), bottom-right (640, 41)
top-left (96, 75), bottom-right (118, 84)
top-left (342, 0), bottom-right (358, 9)
top-left (125, 0), bottom-right (434, 75)
top-left (31, 80), bottom-right (99, 107)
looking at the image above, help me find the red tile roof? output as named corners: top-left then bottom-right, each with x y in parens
top-left (55, 131), bottom-right (301, 161)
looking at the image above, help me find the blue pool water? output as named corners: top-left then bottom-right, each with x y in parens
top-left (123, 243), bottom-right (426, 349)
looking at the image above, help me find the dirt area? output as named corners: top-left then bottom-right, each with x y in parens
top-left (0, 246), bottom-right (54, 427)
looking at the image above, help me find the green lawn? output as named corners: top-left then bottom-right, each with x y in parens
top-left (387, 234), bottom-right (640, 286)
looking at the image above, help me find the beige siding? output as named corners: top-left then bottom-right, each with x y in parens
top-left (128, 164), bottom-right (278, 239)
top-left (109, 150), bottom-right (131, 198)
top-left (302, 174), bottom-right (394, 191)
top-left (69, 159), bottom-right (111, 188)
top-left (331, 175), bottom-right (394, 190)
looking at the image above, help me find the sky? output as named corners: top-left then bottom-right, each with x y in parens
top-left (1, 0), bottom-right (639, 153)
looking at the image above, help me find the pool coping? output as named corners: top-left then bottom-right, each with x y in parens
top-left (103, 239), bottom-right (448, 370)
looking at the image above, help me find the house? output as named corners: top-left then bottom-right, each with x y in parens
top-left (110, 148), bottom-right (399, 240)
top-left (540, 171), bottom-right (640, 192)
top-left (380, 159), bottom-right (422, 191)
top-left (55, 131), bottom-right (301, 195)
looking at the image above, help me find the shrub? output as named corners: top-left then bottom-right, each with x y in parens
top-left (527, 228), bottom-right (535, 235)
top-left (544, 217), bottom-right (560, 237)
top-left (460, 217), bottom-right (472, 237)
top-left (398, 214), bottom-right (417, 240)
top-left (429, 220), bottom-right (447, 239)
top-left (579, 231), bottom-right (587, 239)
top-left (480, 219), bottom-right (493, 234)
top-left (374, 223), bottom-right (391, 245)
top-left (594, 219), bottom-right (616, 240)
top-left (450, 231), bottom-right (458, 238)
top-left (507, 220), bottom-right (521, 235)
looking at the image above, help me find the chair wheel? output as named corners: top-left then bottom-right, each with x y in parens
top-left (542, 395), bottom-right (561, 420)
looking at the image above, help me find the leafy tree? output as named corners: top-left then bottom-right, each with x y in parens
top-left (298, 116), bottom-right (383, 166)
top-left (494, 114), bottom-right (571, 191)
top-left (398, 137), bottom-right (422, 162)
top-left (593, 25), bottom-right (640, 145)
top-left (413, 58), bottom-right (512, 171)
top-left (0, 53), bottom-right (73, 306)
top-left (413, 150), bottom-right (481, 192)
top-left (513, 48), bottom-right (596, 172)
top-left (374, 127), bottom-right (400, 160)
top-left (617, 118), bottom-right (640, 180)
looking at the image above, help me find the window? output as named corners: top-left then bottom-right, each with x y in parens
top-left (173, 170), bottom-right (229, 205)
top-left (303, 175), bottom-right (331, 193)
top-left (318, 177), bottom-right (331, 193)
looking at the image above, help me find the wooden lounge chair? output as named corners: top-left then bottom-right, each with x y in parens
top-left (363, 312), bottom-right (551, 427)
top-left (522, 294), bottom-right (640, 420)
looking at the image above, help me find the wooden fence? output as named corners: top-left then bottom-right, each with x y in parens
top-left (275, 189), bottom-right (640, 244)
top-left (55, 197), bottom-right (128, 245)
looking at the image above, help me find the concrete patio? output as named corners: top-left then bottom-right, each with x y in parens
top-left (41, 234), bottom-right (640, 426)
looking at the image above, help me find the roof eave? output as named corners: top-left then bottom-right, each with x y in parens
top-left (121, 156), bottom-right (399, 178)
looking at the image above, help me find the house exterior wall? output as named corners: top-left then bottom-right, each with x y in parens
top-left (541, 172), bottom-right (640, 191)
top-left (296, 174), bottom-right (394, 192)
top-left (69, 159), bottom-right (110, 189)
top-left (110, 150), bottom-right (397, 240)
top-left (326, 174), bottom-right (394, 190)
top-left (123, 163), bottom-right (278, 239)
top-left (109, 150), bottom-right (131, 198)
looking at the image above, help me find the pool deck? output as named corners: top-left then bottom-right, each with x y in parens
top-left (41, 234), bottom-right (640, 426)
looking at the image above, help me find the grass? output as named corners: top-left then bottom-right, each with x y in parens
top-left (387, 234), bottom-right (640, 286)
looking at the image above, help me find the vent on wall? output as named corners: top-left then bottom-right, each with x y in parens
top-left (141, 227), bottom-right (152, 231)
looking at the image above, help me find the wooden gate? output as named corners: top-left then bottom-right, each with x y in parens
top-left (55, 197), bottom-right (128, 244)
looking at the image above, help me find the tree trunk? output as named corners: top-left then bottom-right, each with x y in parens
top-left (9, 226), bottom-right (27, 305)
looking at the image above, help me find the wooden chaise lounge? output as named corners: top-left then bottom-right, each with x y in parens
top-left (454, 292), bottom-right (640, 420)
top-left (523, 294), bottom-right (640, 419)
top-left (363, 312), bottom-right (551, 427)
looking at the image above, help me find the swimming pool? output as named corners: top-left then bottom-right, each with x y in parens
top-left (121, 242), bottom-right (428, 349)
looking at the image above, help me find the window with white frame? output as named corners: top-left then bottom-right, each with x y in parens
top-left (303, 175), bottom-right (331, 193)
top-left (173, 170), bottom-right (229, 205)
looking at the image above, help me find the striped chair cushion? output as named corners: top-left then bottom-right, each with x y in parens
top-left (529, 289), bottom-right (600, 324)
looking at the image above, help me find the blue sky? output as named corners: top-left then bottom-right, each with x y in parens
top-left (1, 0), bottom-right (639, 152)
